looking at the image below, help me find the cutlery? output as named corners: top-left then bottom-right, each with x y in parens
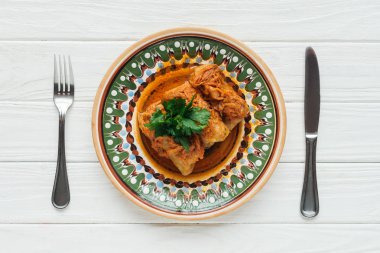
top-left (52, 55), bottom-right (74, 209)
top-left (300, 47), bottom-right (320, 218)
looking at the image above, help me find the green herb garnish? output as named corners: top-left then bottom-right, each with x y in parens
top-left (145, 95), bottom-right (210, 151)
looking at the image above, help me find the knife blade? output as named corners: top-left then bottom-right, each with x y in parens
top-left (300, 47), bottom-right (320, 218)
top-left (305, 47), bottom-right (320, 135)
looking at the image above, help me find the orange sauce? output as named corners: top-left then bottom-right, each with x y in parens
top-left (142, 68), bottom-right (193, 110)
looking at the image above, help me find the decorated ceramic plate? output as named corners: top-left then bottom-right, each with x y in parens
top-left (92, 28), bottom-right (286, 220)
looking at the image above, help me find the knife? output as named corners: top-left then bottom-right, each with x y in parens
top-left (300, 47), bottom-right (320, 218)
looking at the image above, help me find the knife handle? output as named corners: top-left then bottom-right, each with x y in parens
top-left (300, 136), bottom-right (319, 218)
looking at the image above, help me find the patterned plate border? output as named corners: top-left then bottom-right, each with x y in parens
top-left (92, 27), bottom-right (286, 220)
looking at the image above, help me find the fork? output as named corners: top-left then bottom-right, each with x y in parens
top-left (52, 55), bottom-right (74, 209)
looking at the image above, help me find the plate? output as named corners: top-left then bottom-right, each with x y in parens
top-left (92, 27), bottom-right (286, 220)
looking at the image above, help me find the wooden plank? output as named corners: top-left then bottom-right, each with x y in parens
top-left (0, 162), bottom-right (378, 224)
top-left (0, 101), bottom-right (379, 162)
top-left (0, 224), bottom-right (379, 253)
top-left (0, 0), bottom-right (379, 41)
top-left (0, 42), bottom-right (379, 103)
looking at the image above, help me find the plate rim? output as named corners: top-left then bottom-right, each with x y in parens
top-left (92, 27), bottom-right (287, 220)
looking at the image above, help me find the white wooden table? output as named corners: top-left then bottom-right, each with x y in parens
top-left (0, 0), bottom-right (379, 252)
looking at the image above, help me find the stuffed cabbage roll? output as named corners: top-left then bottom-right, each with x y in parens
top-left (138, 101), bottom-right (204, 176)
top-left (189, 64), bottom-right (249, 130)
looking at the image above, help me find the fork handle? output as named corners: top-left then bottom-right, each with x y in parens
top-left (52, 113), bottom-right (70, 208)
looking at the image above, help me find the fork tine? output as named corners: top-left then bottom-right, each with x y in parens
top-left (68, 56), bottom-right (74, 95)
top-left (54, 55), bottom-right (58, 94)
top-left (63, 56), bottom-right (69, 94)
top-left (59, 55), bottom-right (64, 94)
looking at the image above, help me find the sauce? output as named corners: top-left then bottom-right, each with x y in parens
top-left (142, 68), bottom-right (192, 110)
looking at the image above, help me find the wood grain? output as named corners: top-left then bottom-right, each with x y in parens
top-left (0, 42), bottom-right (379, 102)
top-left (0, 101), bottom-right (379, 162)
top-left (0, 162), bottom-right (378, 224)
top-left (0, 0), bottom-right (379, 41)
top-left (1, 224), bottom-right (379, 253)
top-left (1, 0), bottom-right (379, 249)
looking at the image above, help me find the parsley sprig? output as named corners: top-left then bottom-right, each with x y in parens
top-left (145, 95), bottom-right (210, 151)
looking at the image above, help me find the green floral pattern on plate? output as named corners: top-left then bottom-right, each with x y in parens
top-left (101, 36), bottom-right (276, 214)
